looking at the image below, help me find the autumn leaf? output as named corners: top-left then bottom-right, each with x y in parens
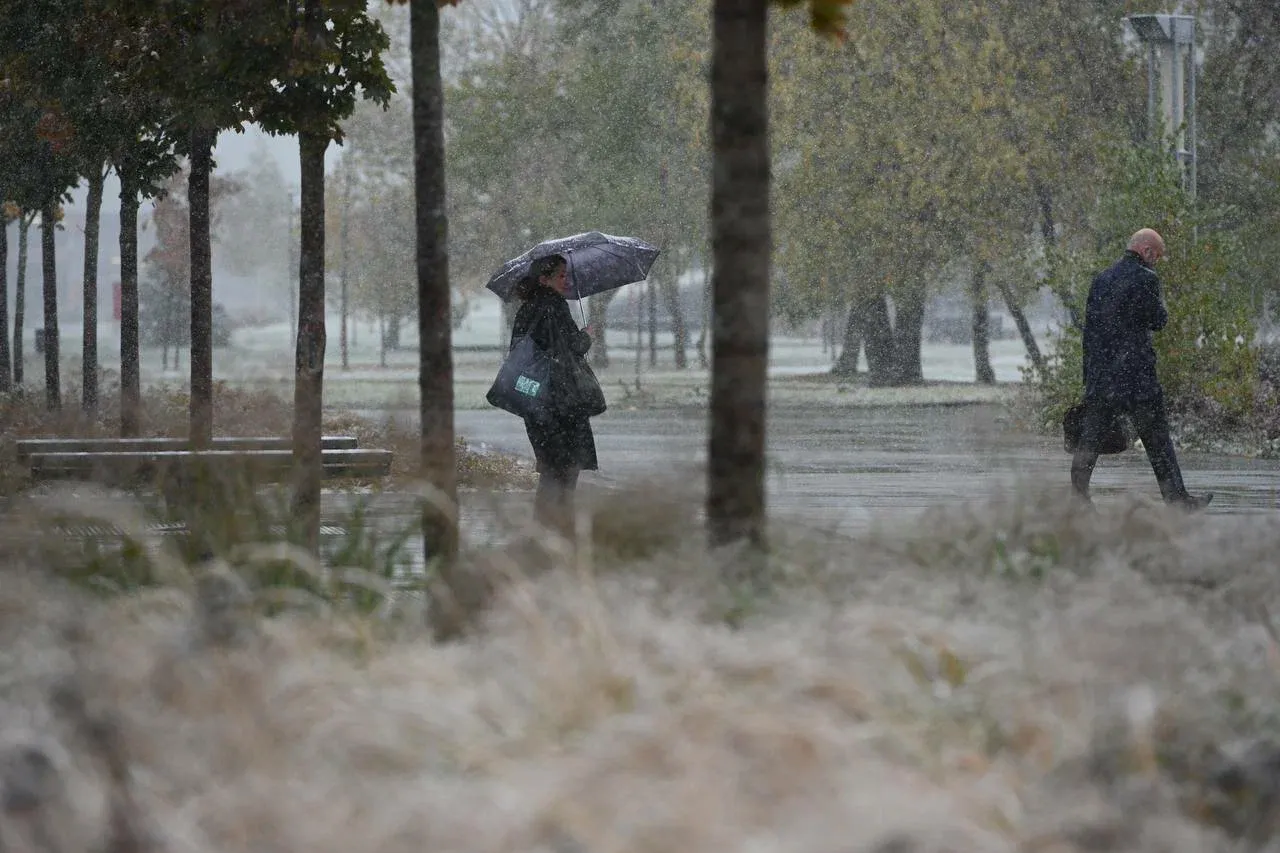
top-left (772, 0), bottom-right (854, 38)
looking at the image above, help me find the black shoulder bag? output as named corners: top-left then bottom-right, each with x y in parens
top-left (486, 313), bottom-right (557, 420)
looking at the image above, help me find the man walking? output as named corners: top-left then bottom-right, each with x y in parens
top-left (1070, 228), bottom-right (1213, 510)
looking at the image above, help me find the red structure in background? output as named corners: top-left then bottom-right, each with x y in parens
top-left (112, 281), bottom-right (121, 321)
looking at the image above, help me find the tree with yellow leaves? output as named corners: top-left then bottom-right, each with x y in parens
top-left (770, 0), bottom-right (1134, 386)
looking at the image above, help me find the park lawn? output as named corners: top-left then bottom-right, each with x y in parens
top-left (17, 322), bottom-right (1039, 412)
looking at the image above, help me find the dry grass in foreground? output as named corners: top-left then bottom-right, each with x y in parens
top-left (1, 482), bottom-right (1280, 851)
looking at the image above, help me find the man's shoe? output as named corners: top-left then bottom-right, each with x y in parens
top-left (1172, 492), bottom-right (1214, 511)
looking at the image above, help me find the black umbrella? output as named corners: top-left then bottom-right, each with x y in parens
top-left (485, 231), bottom-right (661, 302)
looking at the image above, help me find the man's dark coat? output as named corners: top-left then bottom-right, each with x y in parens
top-left (1082, 249), bottom-right (1169, 402)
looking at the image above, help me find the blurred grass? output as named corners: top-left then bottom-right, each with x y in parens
top-left (3, 475), bottom-right (1280, 850)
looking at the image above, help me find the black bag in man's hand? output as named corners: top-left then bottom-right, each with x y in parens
top-left (486, 335), bottom-right (556, 420)
top-left (1062, 402), bottom-right (1129, 455)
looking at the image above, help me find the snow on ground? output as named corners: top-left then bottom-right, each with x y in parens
top-left (33, 314), bottom-right (1052, 394)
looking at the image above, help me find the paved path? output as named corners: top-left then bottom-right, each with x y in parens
top-left (443, 403), bottom-right (1280, 536)
top-left (11, 404), bottom-right (1276, 578)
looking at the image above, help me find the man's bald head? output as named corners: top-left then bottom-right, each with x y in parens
top-left (1127, 228), bottom-right (1166, 266)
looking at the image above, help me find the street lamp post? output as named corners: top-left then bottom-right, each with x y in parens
top-left (1125, 12), bottom-right (1198, 205)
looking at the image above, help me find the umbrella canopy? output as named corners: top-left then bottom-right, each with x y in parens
top-left (485, 231), bottom-right (661, 302)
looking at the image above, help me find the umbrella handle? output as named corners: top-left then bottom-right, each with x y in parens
top-left (568, 250), bottom-right (589, 329)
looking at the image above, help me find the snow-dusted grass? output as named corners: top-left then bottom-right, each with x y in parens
top-left (25, 319), bottom-right (1052, 411)
top-left (0, 481), bottom-right (1275, 852)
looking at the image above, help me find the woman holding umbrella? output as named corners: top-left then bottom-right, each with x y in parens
top-left (489, 232), bottom-right (659, 532)
top-left (509, 254), bottom-right (598, 533)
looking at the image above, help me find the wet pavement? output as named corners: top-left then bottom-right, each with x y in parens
top-left (439, 403), bottom-right (1280, 536)
top-left (9, 404), bottom-right (1277, 578)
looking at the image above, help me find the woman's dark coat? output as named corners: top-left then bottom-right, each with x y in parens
top-left (510, 286), bottom-right (598, 473)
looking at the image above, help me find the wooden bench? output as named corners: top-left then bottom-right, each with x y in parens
top-left (24, 438), bottom-right (392, 511)
top-left (51, 520), bottom-right (349, 541)
top-left (15, 435), bottom-right (360, 462)
top-left (18, 437), bottom-right (396, 559)
top-left (26, 447), bottom-right (393, 486)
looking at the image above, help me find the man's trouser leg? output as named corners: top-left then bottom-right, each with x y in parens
top-left (1129, 395), bottom-right (1188, 502)
top-left (1070, 398), bottom-right (1111, 502)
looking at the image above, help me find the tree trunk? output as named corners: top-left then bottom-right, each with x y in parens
top-left (588, 290), bottom-right (615, 369)
top-left (1034, 179), bottom-right (1079, 331)
top-left (292, 131), bottom-right (328, 554)
top-left (659, 270), bottom-right (688, 369)
top-left (82, 167), bottom-right (105, 412)
top-left (379, 312), bottom-right (387, 367)
top-left (862, 291), bottom-right (896, 386)
top-left (647, 279), bottom-right (658, 366)
top-left (13, 216), bottom-right (28, 386)
top-left (386, 314), bottom-right (401, 350)
top-left (340, 151), bottom-right (351, 371)
top-left (119, 173), bottom-right (141, 436)
top-left (188, 127), bottom-right (216, 448)
top-left (697, 260), bottom-right (710, 369)
top-left (971, 262), bottom-right (995, 385)
top-left (411, 0), bottom-right (459, 571)
top-left (707, 0), bottom-right (770, 551)
top-left (41, 203), bottom-right (60, 410)
top-left (287, 200), bottom-right (298, 341)
top-left (634, 286), bottom-right (643, 374)
top-left (0, 212), bottom-right (10, 393)
top-left (997, 278), bottom-right (1045, 376)
top-left (890, 281), bottom-right (926, 385)
top-left (831, 302), bottom-right (862, 377)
